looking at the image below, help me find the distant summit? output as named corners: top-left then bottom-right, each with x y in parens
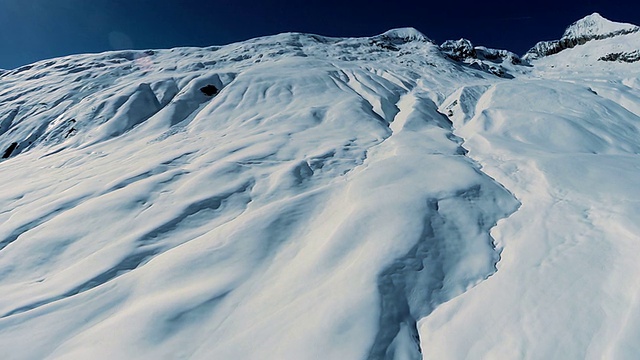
top-left (375, 27), bottom-right (432, 44)
top-left (524, 13), bottom-right (639, 60)
top-left (562, 12), bottom-right (639, 40)
top-left (369, 27), bottom-right (433, 51)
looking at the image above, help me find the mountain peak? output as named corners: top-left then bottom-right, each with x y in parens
top-left (524, 13), bottom-right (640, 60)
top-left (376, 27), bottom-right (431, 43)
top-left (562, 12), bottom-right (639, 40)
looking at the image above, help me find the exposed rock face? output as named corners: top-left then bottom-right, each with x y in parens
top-left (524, 13), bottom-right (640, 60)
top-left (199, 84), bottom-right (219, 96)
top-left (2, 142), bottom-right (17, 158)
top-left (475, 46), bottom-right (524, 65)
top-left (440, 39), bottom-right (523, 64)
top-left (599, 50), bottom-right (640, 63)
top-left (439, 38), bottom-right (524, 78)
top-left (440, 39), bottom-right (476, 61)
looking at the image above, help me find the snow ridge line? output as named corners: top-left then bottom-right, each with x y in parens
top-left (364, 85), bottom-right (521, 359)
top-left (439, 82), bottom-right (522, 277)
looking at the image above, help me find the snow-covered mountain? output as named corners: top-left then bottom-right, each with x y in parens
top-left (0, 13), bottom-right (639, 360)
top-left (524, 12), bottom-right (639, 60)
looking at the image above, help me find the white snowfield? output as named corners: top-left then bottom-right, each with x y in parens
top-left (0, 14), bottom-right (638, 360)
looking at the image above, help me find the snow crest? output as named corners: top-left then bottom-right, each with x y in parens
top-left (376, 28), bottom-right (431, 44)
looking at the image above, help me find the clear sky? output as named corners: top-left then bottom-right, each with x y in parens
top-left (0, 0), bottom-right (638, 69)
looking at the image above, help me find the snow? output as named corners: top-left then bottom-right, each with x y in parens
top-left (562, 12), bottom-right (639, 40)
top-left (0, 13), bottom-right (639, 360)
top-left (523, 13), bottom-right (640, 61)
top-left (423, 29), bottom-right (640, 359)
top-left (376, 28), bottom-right (432, 44)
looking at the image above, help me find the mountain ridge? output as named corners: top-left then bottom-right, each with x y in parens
top-left (524, 12), bottom-right (640, 60)
top-left (4, 13), bottom-right (637, 161)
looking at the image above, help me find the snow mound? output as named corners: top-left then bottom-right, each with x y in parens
top-left (376, 27), bottom-right (431, 44)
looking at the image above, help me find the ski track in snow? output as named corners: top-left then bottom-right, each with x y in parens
top-left (0, 18), bottom-right (639, 360)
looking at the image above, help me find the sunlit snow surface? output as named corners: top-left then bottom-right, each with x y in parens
top-left (0, 22), bottom-right (639, 360)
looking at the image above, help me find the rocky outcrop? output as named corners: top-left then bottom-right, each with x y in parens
top-left (440, 39), bottom-right (523, 64)
top-left (2, 142), bottom-right (17, 159)
top-left (440, 39), bottom-right (476, 61)
top-left (598, 50), bottom-right (640, 63)
top-left (475, 46), bottom-right (524, 65)
top-left (440, 39), bottom-right (524, 78)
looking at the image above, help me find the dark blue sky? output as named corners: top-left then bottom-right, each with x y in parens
top-left (0, 0), bottom-right (638, 69)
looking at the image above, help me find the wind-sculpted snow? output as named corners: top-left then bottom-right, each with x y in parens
top-left (425, 58), bottom-right (640, 359)
top-left (0, 14), bottom-right (639, 360)
top-left (0, 38), bottom-right (519, 359)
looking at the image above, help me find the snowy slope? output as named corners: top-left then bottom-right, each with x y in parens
top-left (0, 15), bottom-right (639, 360)
top-left (423, 20), bottom-right (640, 359)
